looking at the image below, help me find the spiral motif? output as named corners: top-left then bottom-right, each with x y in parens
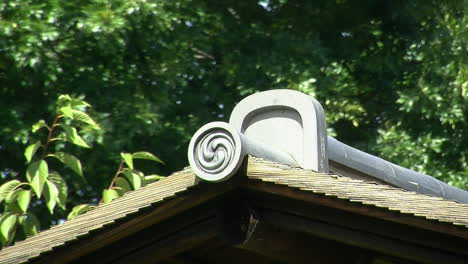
top-left (194, 129), bottom-right (236, 174)
top-left (188, 122), bottom-right (243, 181)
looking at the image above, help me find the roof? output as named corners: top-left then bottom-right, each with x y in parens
top-left (0, 168), bottom-right (201, 264)
top-left (1, 156), bottom-right (468, 264)
top-left (247, 158), bottom-right (468, 232)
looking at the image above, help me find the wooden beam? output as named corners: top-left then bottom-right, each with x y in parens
top-left (243, 190), bottom-right (468, 256)
top-left (238, 219), bottom-right (374, 264)
top-left (180, 237), bottom-right (284, 264)
top-left (111, 193), bottom-right (254, 264)
top-left (242, 179), bottom-right (468, 239)
top-left (214, 194), bottom-right (251, 245)
top-left (261, 209), bottom-right (467, 264)
top-left (68, 200), bottom-right (220, 264)
top-left (33, 182), bottom-right (237, 264)
top-left (66, 192), bottom-right (252, 264)
top-left (114, 217), bottom-right (220, 264)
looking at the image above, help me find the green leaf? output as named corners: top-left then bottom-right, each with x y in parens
top-left (24, 141), bottom-right (42, 163)
top-left (121, 153), bottom-right (133, 169)
top-left (4, 186), bottom-right (25, 215)
top-left (0, 213), bottom-right (17, 244)
top-left (57, 94), bottom-right (72, 107)
top-left (122, 169), bottom-right (142, 190)
top-left (31, 120), bottom-right (47, 133)
top-left (58, 124), bottom-right (90, 148)
top-left (50, 152), bottom-right (83, 178)
top-left (48, 172), bottom-right (68, 210)
top-left (0, 180), bottom-right (22, 203)
top-left (102, 189), bottom-right (120, 203)
top-left (132, 151), bottom-right (164, 164)
top-left (67, 204), bottom-right (92, 220)
top-left (17, 190), bottom-right (32, 214)
top-left (19, 213), bottom-right (40, 237)
top-left (26, 160), bottom-right (49, 198)
top-left (59, 105), bottom-right (74, 119)
top-left (44, 181), bottom-right (59, 214)
top-left (112, 187), bottom-right (126, 196)
top-left (115, 177), bottom-right (132, 192)
top-left (70, 98), bottom-right (91, 108)
top-left (144, 175), bottom-right (164, 183)
top-left (72, 110), bottom-right (99, 127)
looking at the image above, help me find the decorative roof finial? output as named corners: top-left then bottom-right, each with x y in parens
top-left (188, 89), bottom-right (327, 181)
top-left (229, 89), bottom-right (328, 172)
top-left (188, 89), bottom-right (468, 204)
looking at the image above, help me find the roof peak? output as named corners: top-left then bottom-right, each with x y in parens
top-left (188, 89), bottom-right (468, 203)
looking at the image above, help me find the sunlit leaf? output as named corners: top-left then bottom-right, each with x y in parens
top-left (48, 172), bottom-right (68, 210)
top-left (0, 213), bottom-right (17, 244)
top-left (24, 141), bottom-right (42, 163)
top-left (102, 189), bottom-right (120, 203)
top-left (31, 120), bottom-right (47, 133)
top-left (26, 160), bottom-right (49, 198)
top-left (144, 175), bottom-right (164, 184)
top-left (57, 94), bottom-right (72, 106)
top-left (5, 188), bottom-right (20, 204)
top-left (72, 110), bottom-right (99, 127)
top-left (122, 169), bottom-right (141, 190)
top-left (44, 181), bottom-right (59, 213)
top-left (58, 124), bottom-right (90, 148)
top-left (50, 152), bottom-right (83, 177)
top-left (67, 204), bottom-right (92, 220)
top-left (121, 153), bottom-right (133, 169)
top-left (17, 190), bottom-right (32, 214)
top-left (59, 105), bottom-right (74, 119)
top-left (0, 180), bottom-right (21, 203)
top-left (115, 177), bottom-right (132, 192)
top-left (4, 187), bottom-right (24, 215)
top-left (112, 186), bottom-right (126, 196)
top-left (70, 98), bottom-right (91, 108)
top-left (132, 151), bottom-right (164, 164)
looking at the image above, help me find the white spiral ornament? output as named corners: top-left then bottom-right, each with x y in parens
top-left (188, 122), bottom-right (244, 182)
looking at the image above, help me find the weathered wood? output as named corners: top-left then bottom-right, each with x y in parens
top-left (70, 193), bottom-right (254, 264)
top-left (243, 178), bottom-right (468, 240)
top-left (0, 169), bottom-right (196, 264)
top-left (30, 178), bottom-right (236, 264)
top-left (238, 219), bottom-right (375, 264)
top-left (181, 237), bottom-right (282, 264)
top-left (113, 217), bottom-right (219, 264)
top-left (214, 194), bottom-right (252, 245)
top-left (2, 157), bottom-right (468, 264)
top-left (243, 190), bottom-right (468, 256)
top-left (261, 210), bottom-right (467, 264)
top-left (245, 157), bottom-right (468, 238)
top-left (69, 201), bottom-right (221, 264)
top-left (110, 192), bottom-right (258, 264)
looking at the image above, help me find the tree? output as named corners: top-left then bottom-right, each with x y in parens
top-left (0, 0), bottom-right (466, 243)
top-left (0, 95), bottom-right (163, 245)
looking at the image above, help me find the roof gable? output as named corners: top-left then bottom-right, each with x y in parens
top-left (1, 157), bottom-right (467, 264)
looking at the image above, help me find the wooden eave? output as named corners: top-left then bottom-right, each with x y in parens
top-left (1, 157), bottom-right (468, 264)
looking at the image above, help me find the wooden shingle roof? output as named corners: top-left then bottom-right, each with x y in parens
top-left (1, 156), bottom-right (467, 264)
top-left (247, 158), bottom-right (468, 228)
top-left (0, 169), bottom-right (201, 264)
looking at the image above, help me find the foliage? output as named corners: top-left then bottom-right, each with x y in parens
top-left (0, 0), bottom-right (466, 243)
top-left (68, 151), bottom-right (163, 220)
top-left (0, 95), bottom-right (163, 245)
top-left (0, 95), bottom-right (98, 245)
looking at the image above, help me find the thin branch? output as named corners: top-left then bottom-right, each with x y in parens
top-left (41, 115), bottom-right (62, 160)
top-left (98, 161), bottom-right (124, 205)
